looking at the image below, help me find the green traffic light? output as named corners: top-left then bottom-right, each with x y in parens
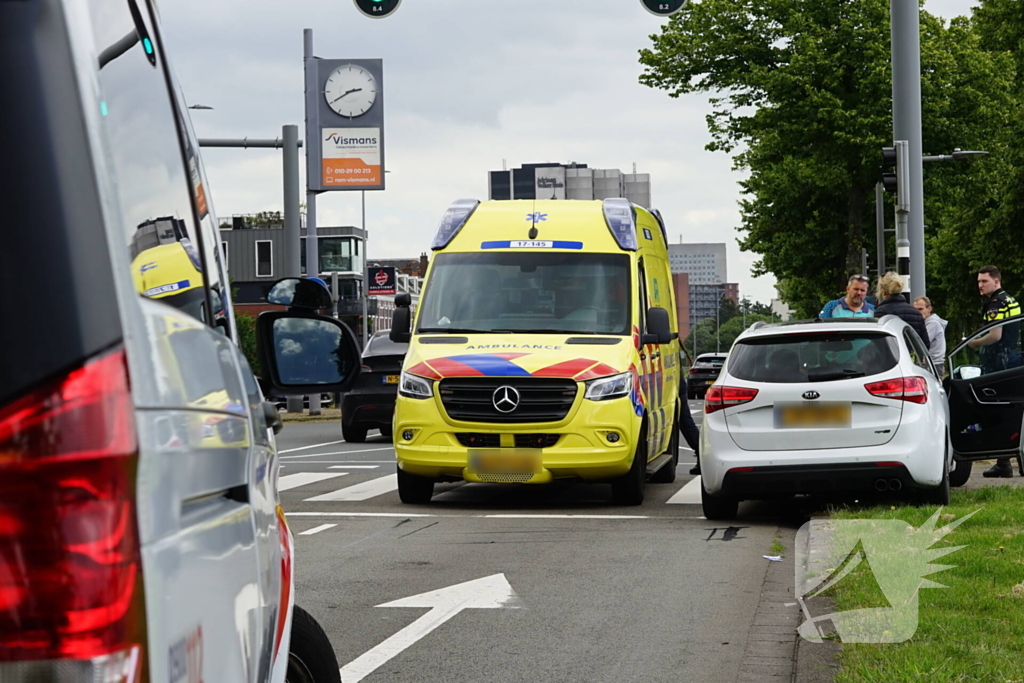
top-left (143, 37), bottom-right (153, 55)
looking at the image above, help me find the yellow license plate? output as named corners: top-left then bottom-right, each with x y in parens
top-left (383, 375), bottom-right (400, 384)
top-left (775, 403), bottom-right (852, 429)
top-left (469, 449), bottom-right (542, 474)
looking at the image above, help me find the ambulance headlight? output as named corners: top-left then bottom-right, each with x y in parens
top-left (399, 371), bottom-right (434, 399)
top-left (584, 372), bottom-right (632, 401)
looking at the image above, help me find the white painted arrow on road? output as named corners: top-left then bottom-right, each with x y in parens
top-left (340, 573), bottom-right (522, 682)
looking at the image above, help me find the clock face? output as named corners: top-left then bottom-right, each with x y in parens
top-left (324, 64), bottom-right (378, 118)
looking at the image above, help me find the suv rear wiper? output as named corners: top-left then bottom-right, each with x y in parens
top-left (807, 369), bottom-right (866, 383)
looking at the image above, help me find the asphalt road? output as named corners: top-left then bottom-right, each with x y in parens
top-left (277, 403), bottom-right (809, 682)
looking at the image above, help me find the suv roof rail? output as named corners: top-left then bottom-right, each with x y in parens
top-left (749, 321), bottom-right (766, 331)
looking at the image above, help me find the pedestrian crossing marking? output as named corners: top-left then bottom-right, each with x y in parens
top-left (304, 474), bottom-right (399, 502)
top-left (278, 471), bottom-right (349, 492)
top-left (666, 476), bottom-right (702, 504)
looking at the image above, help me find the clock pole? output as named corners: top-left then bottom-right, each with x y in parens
top-left (303, 28), bottom-right (322, 415)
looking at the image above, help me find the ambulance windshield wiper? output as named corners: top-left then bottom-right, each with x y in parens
top-left (418, 327), bottom-right (495, 334)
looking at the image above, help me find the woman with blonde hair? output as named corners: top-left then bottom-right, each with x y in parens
top-left (873, 272), bottom-right (931, 348)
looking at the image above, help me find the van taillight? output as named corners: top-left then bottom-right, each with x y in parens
top-left (0, 348), bottom-right (144, 679)
top-left (705, 385), bottom-right (759, 414)
top-left (864, 376), bottom-right (928, 404)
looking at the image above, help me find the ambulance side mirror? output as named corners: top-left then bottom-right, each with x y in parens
top-left (644, 306), bottom-right (674, 345)
top-left (390, 293), bottom-right (412, 343)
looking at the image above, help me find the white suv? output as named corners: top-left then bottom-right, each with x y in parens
top-left (699, 317), bottom-right (953, 520)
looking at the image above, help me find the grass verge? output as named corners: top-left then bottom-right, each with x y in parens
top-left (821, 487), bottom-right (1024, 682)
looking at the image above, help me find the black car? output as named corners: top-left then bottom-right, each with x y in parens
top-left (341, 331), bottom-right (408, 442)
top-left (687, 353), bottom-right (729, 399)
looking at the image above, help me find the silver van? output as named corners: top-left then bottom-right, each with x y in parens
top-left (0, 1), bottom-right (361, 681)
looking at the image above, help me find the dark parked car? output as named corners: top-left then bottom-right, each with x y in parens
top-left (341, 331), bottom-right (408, 442)
top-left (687, 353), bottom-right (729, 399)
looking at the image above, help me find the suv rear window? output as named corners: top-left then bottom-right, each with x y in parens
top-left (728, 332), bottom-right (899, 383)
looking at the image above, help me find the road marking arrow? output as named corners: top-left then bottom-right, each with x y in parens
top-left (340, 573), bottom-right (522, 682)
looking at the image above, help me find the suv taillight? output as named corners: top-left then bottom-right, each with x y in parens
top-left (864, 376), bottom-right (928, 404)
top-left (0, 348), bottom-right (144, 681)
top-left (705, 385), bottom-right (759, 414)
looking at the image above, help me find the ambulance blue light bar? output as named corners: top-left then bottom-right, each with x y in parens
top-left (431, 199), bottom-right (480, 250)
top-left (650, 208), bottom-right (669, 244)
top-left (602, 198), bottom-right (638, 251)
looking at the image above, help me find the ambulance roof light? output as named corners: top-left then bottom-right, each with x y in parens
top-left (602, 198), bottom-right (638, 251)
top-left (431, 198), bottom-right (480, 251)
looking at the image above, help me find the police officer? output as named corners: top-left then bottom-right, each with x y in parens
top-left (968, 265), bottom-right (1022, 478)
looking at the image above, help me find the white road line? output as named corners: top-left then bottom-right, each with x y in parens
top-left (283, 512), bottom-right (666, 520)
top-left (329, 465), bottom-right (381, 469)
top-left (299, 523), bottom-right (337, 536)
top-left (304, 474), bottom-right (399, 502)
top-left (484, 514), bottom-right (649, 519)
top-left (278, 472), bottom-right (349, 492)
top-left (279, 440), bottom-right (345, 454)
top-left (666, 476), bottom-right (703, 505)
top-left (277, 460), bottom-right (396, 465)
top-left (281, 447), bottom-right (393, 460)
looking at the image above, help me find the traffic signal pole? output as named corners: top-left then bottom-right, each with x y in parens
top-left (891, 0), bottom-right (926, 299)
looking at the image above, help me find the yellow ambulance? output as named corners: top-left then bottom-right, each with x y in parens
top-left (390, 199), bottom-right (682, 505)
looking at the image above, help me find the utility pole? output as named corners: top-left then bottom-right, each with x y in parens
top-left (891, 0), bottom-right (926, 299)
top-left (197, 127), bottom-right (305, 413)
top-left (362, 190), bottom-right (368, 349)
top-left (303, 28), bottom-right (321, 416)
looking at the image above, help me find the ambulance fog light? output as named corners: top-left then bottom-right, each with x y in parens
top-left (606, 432), bottom-right (621, 443)
top-left (584, 372), bottom-right (632, 401)
top-left (402, 430), bottom-right (414, 441)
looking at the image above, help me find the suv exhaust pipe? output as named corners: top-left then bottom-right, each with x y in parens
top-left (874, 479), bottom-right (889, 491)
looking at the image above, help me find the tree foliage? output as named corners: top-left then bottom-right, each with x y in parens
top-left (235, 313), bottom-right (262, 377)
top-left (640, 0), bottom-right (1015, 329)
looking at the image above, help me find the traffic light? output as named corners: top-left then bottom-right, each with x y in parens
top-left (640, 0), bottom-right (688, 17)
top-left (353, 0), bottom-right (401, 19)
top-left (881, 146), bottom-right (898, 193)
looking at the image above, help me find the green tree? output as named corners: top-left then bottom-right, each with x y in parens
top-left (639, 0), bottom-right (1014, 321)
top-left (235, 313), bottom-right (262, 377)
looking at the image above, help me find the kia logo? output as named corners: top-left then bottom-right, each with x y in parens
top-left (802, 391), bottom-right (820, 400)
top-left (492, 386), bottom-right (521, 413)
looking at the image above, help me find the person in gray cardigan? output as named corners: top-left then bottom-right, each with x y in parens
top-left (914, 296), bottom-right (948, 374)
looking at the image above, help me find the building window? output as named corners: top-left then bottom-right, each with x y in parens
top-left (256, 240), bottom-right (273, 278)
top-left (221, 241), bottom-right (229, 272)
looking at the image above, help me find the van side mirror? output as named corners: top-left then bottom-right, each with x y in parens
top-left (642, 306), bottom-right (674, 345)
top-left (390, 307), bottom-right (412, 344)
top-left (256, 310), bottom-right (361, 395)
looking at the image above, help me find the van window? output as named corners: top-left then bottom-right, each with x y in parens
top-left (88, 0), bottom-right (211, 325)
top-left (417, 252), bottom-right (632, 335)
top-left (728, 332), bottom-right (899, 383)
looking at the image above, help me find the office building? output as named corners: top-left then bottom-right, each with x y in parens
top-left (488, 162), bottom-right (652, 208)
top-left (667, 242), bottom-right (727, 285)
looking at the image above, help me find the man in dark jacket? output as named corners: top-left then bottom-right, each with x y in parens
top-left (874, 272), bottom-right (930, 348)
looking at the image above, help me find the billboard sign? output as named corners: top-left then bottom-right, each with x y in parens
top-left (535, 166), bottom-right (566, 200)
top-left (367, 266), bottom-right (397, 296)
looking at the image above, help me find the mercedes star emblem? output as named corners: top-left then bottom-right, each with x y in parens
top-left (492, 386), bottom-right (521, 413)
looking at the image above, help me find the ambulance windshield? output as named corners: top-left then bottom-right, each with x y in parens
top-left (417, 252), bottom-right (631, 335)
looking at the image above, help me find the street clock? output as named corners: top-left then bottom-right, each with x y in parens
top-left (353, 0), bottom-right (402, 19)
top-left (640, 0), bottom-right (688, 16)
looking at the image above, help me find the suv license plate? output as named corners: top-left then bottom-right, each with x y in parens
top-left (774, 402), bottom-right (852, 429)
top-left (469, 449), bottom-right (541, 475)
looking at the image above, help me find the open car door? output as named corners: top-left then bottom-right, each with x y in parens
top-left (946, 315), bottom-right (1024, 476)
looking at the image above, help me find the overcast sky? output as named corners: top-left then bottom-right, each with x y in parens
top-left (160, 0), bottom-right (979, 304)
